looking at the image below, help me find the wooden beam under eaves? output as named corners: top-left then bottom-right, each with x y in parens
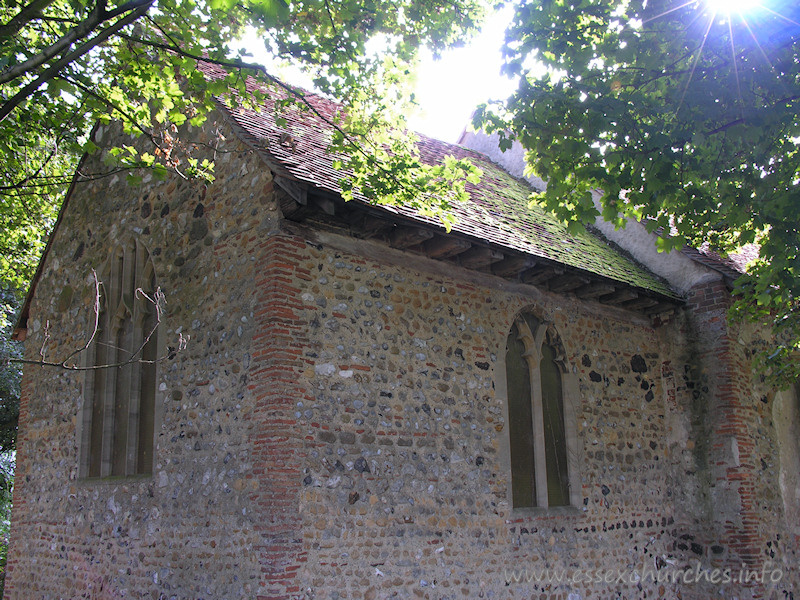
top-left (646, 302), bottom-right (678, 317)
top-left (390, 227), bottom-right (435, 249)
top-left (521, 266), bottom-right (564, 285)
top-left (574, 282), bottom-right (617, 299)
top-left (423, 236), bottom-right (472, 259)
top-left (547, 274), bottom-right (590, 293)
top-left (492, 255), bottom-right (536, 278)
top-left (277, 187), bottom-right (313, 222)
top-left (310, 195), bottom-right (336, 216)
top-left (600, 289), bottom-right (639, 305)
top-left (349, 213), bottom-right (393, 239)
top-left (458, 246), bottom-right (505, 269)
top-left (276, 190), bottom-right (682, 317)
top-left (274, 176), bottom-right (308, 206)
top-left (622, 296), bottom-right (660, 311)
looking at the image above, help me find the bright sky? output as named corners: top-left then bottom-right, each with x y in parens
top-left (406, 5), bottom-right (517, 142)
top-left (241, 5), bottom-right (516, 144)
top-left (242, 0), bottom-right (789, 143)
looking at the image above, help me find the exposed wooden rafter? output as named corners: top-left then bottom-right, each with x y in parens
top-left (521, 266), bottom-right (564, 286)
top-left (279, 179), bottom-right (682, 318)
top-left (346, 212), bottom-right (393, 239)
top-left (458, 246), bottom-right (505, 269)
top-left (600, 289), bottom-right (639, 305)
top-left (277, 189), bottom-right (312, 222)
top-left (390, 227), bottom-right (434, 249)
top-left (574, 282), bottom-right (617, 299)
top-left (547, 274), bottom-right (590, 293)
top-left (274, 175), bottom-right (307, 206)
top-left (492, 256), bottom-right (537, 278)
top-left (646, 302), bottom-right (678, 317)
top-left (310, 195), bottom-right (336, 216)
top-left (423, 236), bottom-right (472, 259)
top-left (623, 296), bottom-right (660, 311)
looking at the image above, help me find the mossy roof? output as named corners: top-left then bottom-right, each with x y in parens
top-left (209, 65), bottom-right (677, 298)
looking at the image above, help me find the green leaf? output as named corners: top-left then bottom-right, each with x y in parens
top-left (82, 140), bottom-right (99, 154)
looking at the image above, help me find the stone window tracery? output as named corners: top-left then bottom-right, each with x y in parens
top-left (504, 313), bottom-right (580, 509)
top-left (81, 239), bottom-right (158, 478)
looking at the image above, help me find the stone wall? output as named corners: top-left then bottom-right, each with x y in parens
top-left (676, 280), bottom-right (800, 598)
top-left (5, 115), bottom-right (284, 599)
top-left (267, 230), bottom-right (697, 599)
top-left (6, 114), bottom-right (799, 599)
top-left (280, 232), bottom-right (798, 600)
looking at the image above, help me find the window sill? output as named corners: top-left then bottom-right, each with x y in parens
top-left (507, 505), bottom-right (583, 519)
top-left (78, 473), bottom-right (153, 485)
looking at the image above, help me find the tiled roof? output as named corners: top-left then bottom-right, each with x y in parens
top-left (648, 220), bottom-right (755, 279)
top-left (682, 244), bottom-right (757, 279)
top-left (208, 64), bottom-right (677, 298)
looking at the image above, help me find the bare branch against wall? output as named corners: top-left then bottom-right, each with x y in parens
top-left (3, 270), bottom-right (188, 371)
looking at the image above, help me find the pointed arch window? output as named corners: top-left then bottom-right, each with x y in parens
top-left (82, 239), bottom-right (158, 478)
top-left (504, 313), bottom-right (579, 509)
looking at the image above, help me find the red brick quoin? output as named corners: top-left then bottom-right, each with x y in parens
top-left (249, 233), bottom-right (313, 599)
top-left (687, 280), bottom-right (765, 573)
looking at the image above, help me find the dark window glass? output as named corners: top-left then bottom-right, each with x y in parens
top-left (506, 323), bottom-right (535, 507)
top-left (86, 241), bottom-right (157, 478)
top-left (505, 315), bottom-right (570, 508)
top-left (541, 343), bottom-right (569, 507)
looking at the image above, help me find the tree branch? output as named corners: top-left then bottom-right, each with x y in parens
top-left (323, 0), bottom-right (338, 33)
top-left (0, 0), bottom-right (112, 86)
top-left (120, 35), bottom-right (418, 181)
top-left (0, 0), bottom-right (154, 123)
top-left (138, 16), bottom-right (427, 173)
top-left (5, 281), bottom-right (188, 371)
top-left (0, 168), bottom-right (122, 191)
top-left (2, 97), bottom-right (87, 194)
top-left (0, 0), bottom-right (58, 38)
top-left (63, 74), bottom-right (157, 145)
top-left (56, 269), bottom-right (102, 366)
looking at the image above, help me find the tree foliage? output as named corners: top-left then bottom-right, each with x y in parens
top-left (0, 0), bottom-right (493, 457)
top-left (0, 287), bottom-right (20, 454)
top-left (4, 0), bottom-right (800, 387)
top-left (0, 450), bottom-right (14, 596)
top-left (477, 0), bottom-right (800, 383)
top-left (0, 0), bottom-right (491, 286)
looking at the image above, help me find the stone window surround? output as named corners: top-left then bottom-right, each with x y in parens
top-left (77, 237), bottom-right (162, 480)
top-left (496, 309), bottom-right (582, 514)
top-left (773, 383), bottom-right (800, 535)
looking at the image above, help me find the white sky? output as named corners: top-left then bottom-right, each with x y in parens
top-left (241, 5), bottom-right (517, 143)
top-left (406, 5), bottom-right (517, 142)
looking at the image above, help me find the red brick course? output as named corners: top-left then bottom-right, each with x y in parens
top-left (249, 235), bottom-right (311, 599)
top-left (687, 279), bottom-right (766, 592)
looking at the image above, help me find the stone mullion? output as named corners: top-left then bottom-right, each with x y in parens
top-left (87, 293), bottom-right (109, 478)
top-left (100, 319), bottom-right (119, 478)
top-left (541, 345), bottom-right (569, 506)
top-left (561, 371), bottom-right (582, 507)
top-left (111, 245), bottom-right (136, 476)
top-left (136, 259), bottom-right (158, 474)
top-left (126, 304), bottom-right (144, 476)
top-left (125, 242), bottom-right (147, 475)
top-left (527, 349), bottom-right (548, 508)
top-left (86, 240), bottom-right (160, 478)
top-left (517, 316), bottom-right (549, 508)
top-left (100, 248), bottom-right (125, 477)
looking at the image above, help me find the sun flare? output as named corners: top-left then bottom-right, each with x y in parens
top-left (705, 0), bottom-right (762, 15)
